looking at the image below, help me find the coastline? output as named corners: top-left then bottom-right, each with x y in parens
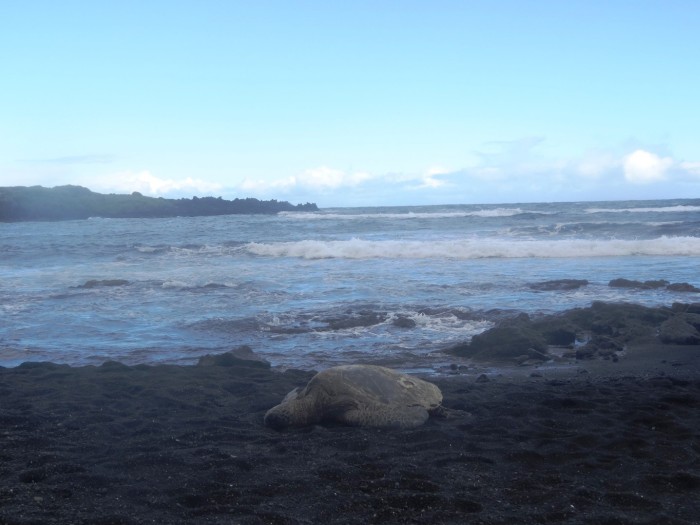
top-left (1, 304), bottom-right (699, 524)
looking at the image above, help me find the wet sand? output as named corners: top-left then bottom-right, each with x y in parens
top-left (2, 319), bottom-right (700, 523)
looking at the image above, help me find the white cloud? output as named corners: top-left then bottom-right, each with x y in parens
top-left (418, 175), bottom-right (447, 189)
top-left (623, 150), bottom-right (673, 184)
top-left (89, 170), bottom-right (223, 196)
top-left (413, 166), bottom-right (450, 189)
top-left (236, 146), bottom-right (700, 206)
top-left (298, 166), bottom-right (372, 189)
top-left (576, 152), bottom-right (619, 179)
top-left (680, 161), bottom-right (700, 176)
top-left (239, 166), bottom-right (373, 193)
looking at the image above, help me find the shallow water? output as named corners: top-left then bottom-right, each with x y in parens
top-left (1, 199), bottom-right (699, 370)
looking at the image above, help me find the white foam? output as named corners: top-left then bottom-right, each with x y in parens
top-left (279, 208), bottom-right (539, 220)
top-left (161, 280), bottom-right (189, 288)
top-left (245, 236), bottom-right (700, 260)
top-left (393, 311), bottom-right (493, 335)
top-left (585, 205), bottom-right (700, 214)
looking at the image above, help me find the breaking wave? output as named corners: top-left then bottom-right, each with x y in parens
top-left (585, 205), bottom-right (700, 214)
top-left (245, 236), bottom-right (700, 260)
top-left (280, 207), bottom-right (544, 220)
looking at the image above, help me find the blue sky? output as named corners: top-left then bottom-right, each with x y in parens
top-left (1, 1), bottom-right (699, 207)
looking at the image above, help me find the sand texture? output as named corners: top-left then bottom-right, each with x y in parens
top-left (2, 307), bottom-right (700, 524)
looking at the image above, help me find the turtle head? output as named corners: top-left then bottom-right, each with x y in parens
top-left (264, 388), bottom-right (317, 430)
top-left (264, 404), bottom-right (295, 430)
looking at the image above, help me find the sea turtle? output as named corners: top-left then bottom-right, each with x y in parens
top-left (264, 364), bottom-right (443, 429)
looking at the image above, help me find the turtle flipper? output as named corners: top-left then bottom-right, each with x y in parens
top-left (338, 405), bottom-right (429, 429)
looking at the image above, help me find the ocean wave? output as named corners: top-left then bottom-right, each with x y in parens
top-left (244, 236), bottom-right (700, 260)
top-left (585, 205), bottom-right (700, 214)
top-left (279, 208), bottom-right (546, 220)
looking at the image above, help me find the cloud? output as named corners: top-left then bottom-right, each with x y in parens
top-left (409, 167), bottom-right (451, 189)
top-left (239, 166), bottom-right (373, 193)
top-left (298, 166), bottom-right (372, 189)
top-left (680, 161), bottom-right (700, 176)
top-left (89, 171), bottom-right (223, 196)
top-left (476, 137), bottom-right (546, 166)
top-left (623, 150), bottom-right (673, 184)
top-left (235, 144), bottom-right (700, 206)
top-left (576, 152), bottom-right (619, 179)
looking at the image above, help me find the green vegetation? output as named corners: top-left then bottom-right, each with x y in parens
top-left (0, 185), bottom-right (318, 222)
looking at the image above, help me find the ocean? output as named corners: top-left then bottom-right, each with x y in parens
top-left (1, 199), bottom-right (699, 371)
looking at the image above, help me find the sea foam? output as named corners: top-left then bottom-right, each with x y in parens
top-left (279, 207), bottom-right (541, 220)
top-left (585, 205), bottom-right (700, 214)
top-left (245, 236), bottom-right (700, 260)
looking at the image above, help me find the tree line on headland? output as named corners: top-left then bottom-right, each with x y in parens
top-left (0, 185), bottom-right (318, 222)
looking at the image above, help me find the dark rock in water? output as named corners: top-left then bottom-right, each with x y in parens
top-left (529, 279), bottom-right (589, 291)
top-left (445, 302), bottom-right (700, 365)
top-left (575, 346), bottom-right (598, 360)
top-left (608, 278), bottom-right (641, 288)
top-left (610, 280), bottom-right (700, 293)
top-left (447, 314), bottom-right (548, 362)
top-left (541, 327), bottom-right (577, 346)
top-left (324, 311), bottom-right (387, 330)
top-left (392, 315), bottom-right (417, 329)
top-left (557, 301), bottom-right (671, 342)
top-left (78, 279), bottom-right (130, 288)
top-left (659, 316), bottom-right (700, 345)
top-left (197, 346), bottom-right (271, 368)
top-left (475, 373), bottom-right (490, 383)
top-left (667, 282), bottom-right (700, 293)
top-left (685, 313), bottom-right (700, 331)
top-left (674, 302), bottom-right (700, 314)
top-left (609, 278), bottom-right (669, 289)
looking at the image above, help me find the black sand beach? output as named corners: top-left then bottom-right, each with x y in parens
top-left (2, 304), bottom-right (700, 524)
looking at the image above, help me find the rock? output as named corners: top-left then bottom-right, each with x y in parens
top-left (667, 282), bottom-right (700, 293)
top-left (672, 302), bottom-right (700, 314)
top-left (541, 327), bottom-right (577, 346)
top-left (576, 336), bottom-right (624, 360)
top-left (444, 302), bottom-right (692, 364)
top-left (392, 315), bottom-right (417, 329)
top-left (570, 302), bottom-right (671, 341)
top-left (685, 313), bottom-right (700, 331)
top-left (519, 358), bottom-right (545, 367)
top-left (575, 346), bottom-right (597, 360)
top-left (659, 316), bottom-right (700, 345)
top-left (592, 336), bottom-right (624, 351)
top-left (447, 314), bottom-right (548, 363)
top-left (325, 311), bottom-right (387, 330)
top-left (608, 278), bottom-right (669, 289)
top-left (78, 279), bottom-right (130, 288)
top-left (475, 374), bottom-right (490, 383)
top-left (196, 346), bottom-right (271, 368)
top-left (529, 279), bottom-right (589, 291)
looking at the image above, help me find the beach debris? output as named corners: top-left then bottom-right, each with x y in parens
top-left (264, 364), bottom-right (443, 430)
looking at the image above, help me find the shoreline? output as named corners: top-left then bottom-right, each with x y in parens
top-left (2, 301), bottom-right (700, 523)
top-left (3, 331), bottom-right (699, 523)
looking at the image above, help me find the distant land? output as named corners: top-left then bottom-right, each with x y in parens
top-left (0, 185), bottom-right (318, 222)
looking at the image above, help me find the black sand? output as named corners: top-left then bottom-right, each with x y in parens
top-left (2, 313), bottom-right (700, 524)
